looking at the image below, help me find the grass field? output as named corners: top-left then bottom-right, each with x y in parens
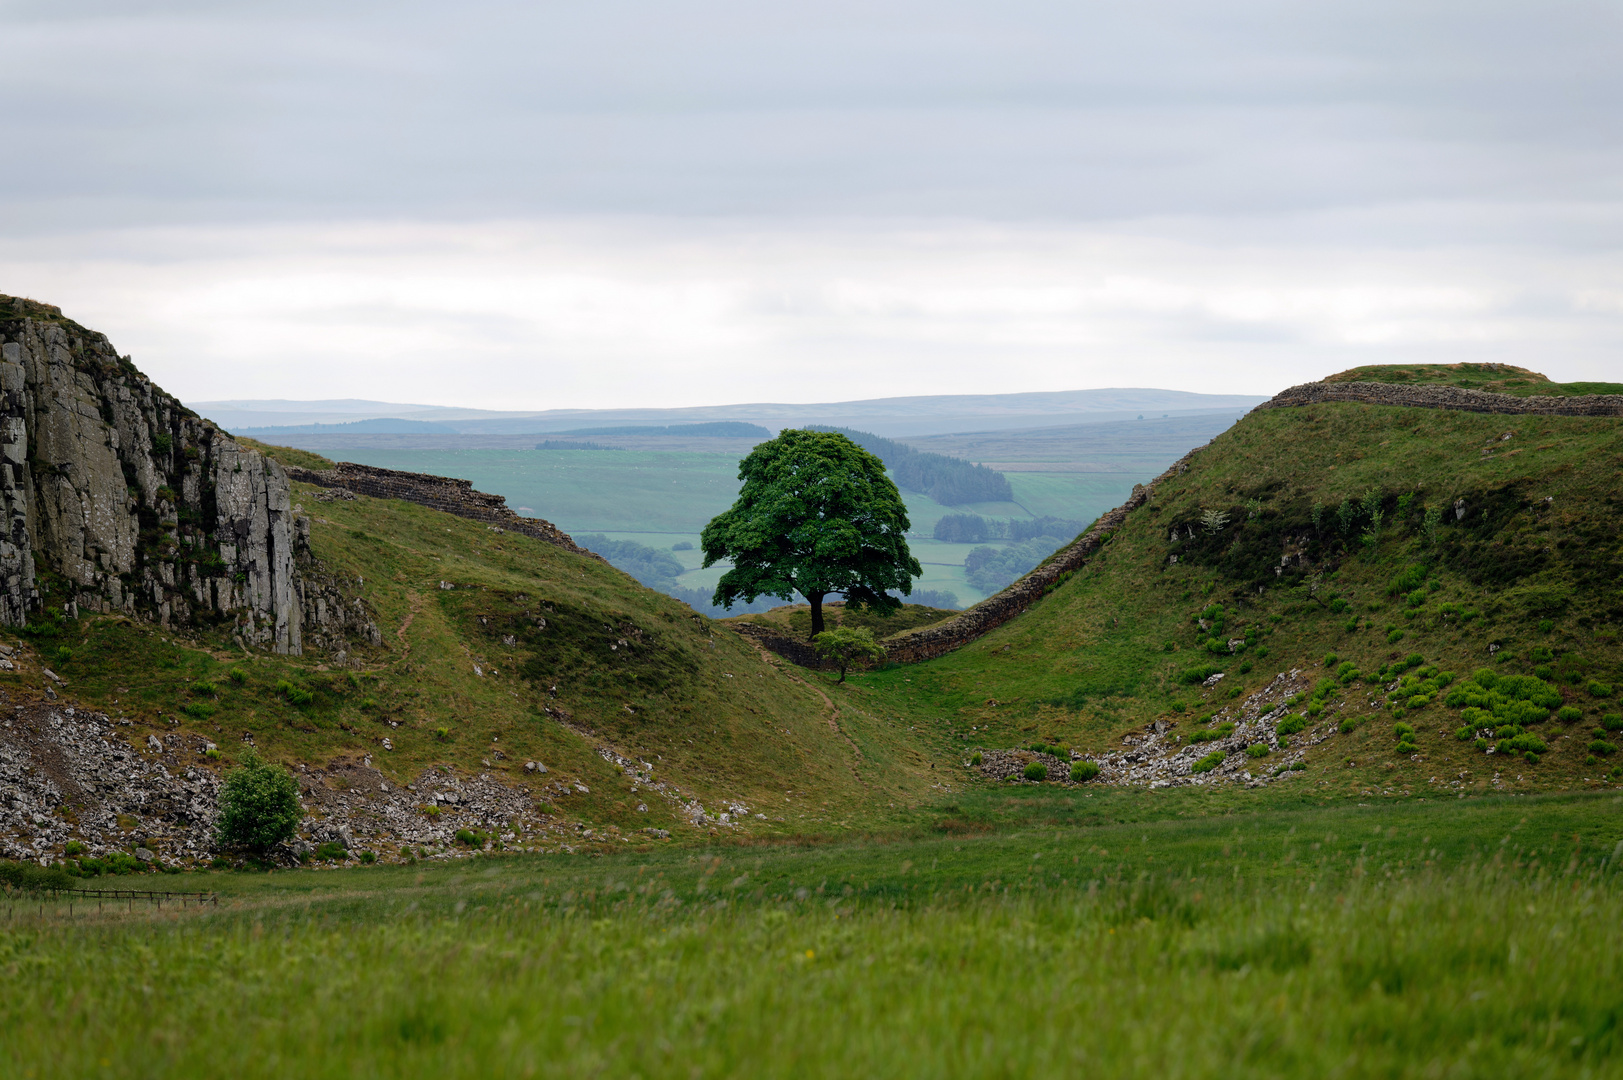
top-left (4, 790), bottom-right (1622, 1078)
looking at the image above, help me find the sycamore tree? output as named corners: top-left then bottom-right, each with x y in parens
top-left (701, 429), bottom-right (921, 637)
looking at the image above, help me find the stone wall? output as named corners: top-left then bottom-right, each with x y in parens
top-left (0, 297), bottom-right (312, 653)
top-left (284, 461), bottom-right (602, 561)
top-left (1256, 380), bottom-right (1623, 417)
top-left (739, 375), bottom-right (1623, 669)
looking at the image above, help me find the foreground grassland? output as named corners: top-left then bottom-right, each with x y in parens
top-left (4, 792), bottom-right (1621, 1078)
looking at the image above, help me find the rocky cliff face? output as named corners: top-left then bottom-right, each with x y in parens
top-left (0, 295), bottom-right (369, 655)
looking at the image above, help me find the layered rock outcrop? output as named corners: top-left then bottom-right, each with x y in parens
top-left (0, 296), bottom-right (367, 654)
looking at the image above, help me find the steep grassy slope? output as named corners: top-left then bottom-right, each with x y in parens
top-left (822, 374), bottom-right (1623, 798)
top-left (16, 453), bottom-right (950, 840)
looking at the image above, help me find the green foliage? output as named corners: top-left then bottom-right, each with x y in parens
top-left (1188, 721), bottom-right (1235, 745)
top-left (216, 749), bottom-right (302, 854)
top-left (1558, 706), bottom-right (1584, 723)
top-left (1022, 761), bottom-right (1049, 782)
top-left (969, 752), bottom-right (983, 767)
top-left (804, 426), bottom-right (1013, 506)
top-left (701, 430), bottom-right (922, 636)
top-left (152, 431), bottom-right (172, 456)
top-left (812, 626), bottom-right (887, 683)
top-left (1601, 713), bottom-right (1623, 733)
top-left (1245, 743), bottom-right (1270, 759)
top-left (1179, 664), bottom-right (1223, 685)
top-left (275, 680), bottom-right (315, 707)
top-left (1069, 760), bottom-right (1099, 782)
top-left (0, 860), bottom-right (75, 892)
top-left (182, 702), bottom-right (216, 720)
top-left (1589, 681), bottom-right (1614, 698)
top-left (315, 841), bottom-right (349, 862)
top-left (1275, 714), bottom-right (1307, 736)
top-left (1589, 740), bottom-right (1617, 758)
top-left (1191, 750), bottom-right (1226, 773)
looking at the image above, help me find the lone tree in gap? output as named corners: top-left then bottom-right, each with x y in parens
top-left (701, 429), bottom-right (921, 637)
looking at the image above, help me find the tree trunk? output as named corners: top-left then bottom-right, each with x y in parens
top-left (808, 591), bottom-right (827, 637)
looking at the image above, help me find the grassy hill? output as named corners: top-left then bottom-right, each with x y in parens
top-left (1324, 361), bottom-right (1623, 398)
top-left (20, 445), bottom-right (954, 844)
top-left (806, 367), bottom-right (1623, 800)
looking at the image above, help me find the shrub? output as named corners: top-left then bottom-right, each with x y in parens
top-left (1387, 629), bottom-right (1406, 644)
top-left (1507, 733), bottom-right (1548, 756)
top-left (1191, 751), bottom-right (1226, 774)
top-left (455, 828), bottom-right (491, 847)
top-left (1275, 714), bottom-right (1306, 736)
top-left (315, 841), bottom-right (348, 861)
top-left (359, 850), bottom-right (377, 864)
top-left (1523, 752), bottom-right (1541, 765)
top-left (1022, 761), bottom-right (1048, 782)
top-left (1455, 726), bottom-right (1475, 741)
top-left (1558, 706), bottom-right (1584, 723)
top-left (812, 626), bottom-right (886, 683)
top-left (205, 747), bottom-right (221, 761)
top-left (434, 726), bottom-right (451, 741)
top-left (1602, 713), bottom-right (1623, 732)
top-left (1396, 741), bottom-right (1418, 756)
top-left (182, 702), bottom-right (216, 720)
top-left (191, 680), bottom-right (218, 697)
top-left (1323, 653), bottom-right (1338, 667)
top-left (228, 668), bottom-right (248, 685)
top-left (1179, 665), bottom-right (1224, 685)
top-left (215, 749), bottom-right (302, 854)
top-left (64, 840), bottom-right (87, 857)
top-left (1590, 681), bottom-right (1614, 698)
top-left (1590, 740), bottom-right (1618, 757)
top-left (1246, 743), bottom-right (1270, 759)
top-left (969, 752), bottom-right (983, 767)
top-left (1069, 761), bottom-right (1099, 782)
top-left (0, 861), bottom-right (76, 892)
top-left (1306, 702), bottom-right (1323, 718)
top-left (275, 680), bottom-right (315, 707)
top-left (1339, 717), bottom-right (1360, 734)
top-left (1393, 722), bottom-right (1415, 740)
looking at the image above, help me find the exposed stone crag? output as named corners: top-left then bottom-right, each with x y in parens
top-left (285, 461), bottom-right (601, 560)
top-left (0, 297), bottom-right (321, 651)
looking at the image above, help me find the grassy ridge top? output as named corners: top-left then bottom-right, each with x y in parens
top-left (1323, 362), bottom-right (1623, 398)
top-left (826, 396), bottom-right (1623, 799)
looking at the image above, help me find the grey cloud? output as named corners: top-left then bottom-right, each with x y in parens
top-left (3, 0), bottom-right (1620, 231)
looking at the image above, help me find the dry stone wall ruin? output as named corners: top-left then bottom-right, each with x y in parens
top-left (284, 461), bottom-right (602, 561)
top-left (0, 296), bottom-right (371, 655)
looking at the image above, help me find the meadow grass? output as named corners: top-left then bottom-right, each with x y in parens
top-left (5, 792), bottom-right (1622, 1078)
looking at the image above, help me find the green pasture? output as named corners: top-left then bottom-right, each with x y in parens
top-left (5, 791), bottom-right (1622, 1078)
top-left (317, 447), bottom-right (1119, 608)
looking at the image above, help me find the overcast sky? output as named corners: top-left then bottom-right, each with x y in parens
top-left (2, 0), bottom-right (1619, 409)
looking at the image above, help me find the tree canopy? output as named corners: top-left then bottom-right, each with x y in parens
top-left (216, 748), bottom-right (302, 854)
top-left (701, 429), bottom-right (921, 636)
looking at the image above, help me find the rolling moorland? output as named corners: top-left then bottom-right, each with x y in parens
top-left (4, 318), bottom-right (1623, 1077)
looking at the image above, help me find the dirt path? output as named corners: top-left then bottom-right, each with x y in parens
top-left (746, 641), bottom-right (869, 790)
top-left (395, 590), bottom-right (423, 656)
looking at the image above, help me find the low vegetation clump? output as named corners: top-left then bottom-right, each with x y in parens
top-left (1191, 750), bottom-right (1226, 773)
top-left (1187, 721), bottom-right (1235, 745)
top-left (1021, 761), bottom-right (1048, 782)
